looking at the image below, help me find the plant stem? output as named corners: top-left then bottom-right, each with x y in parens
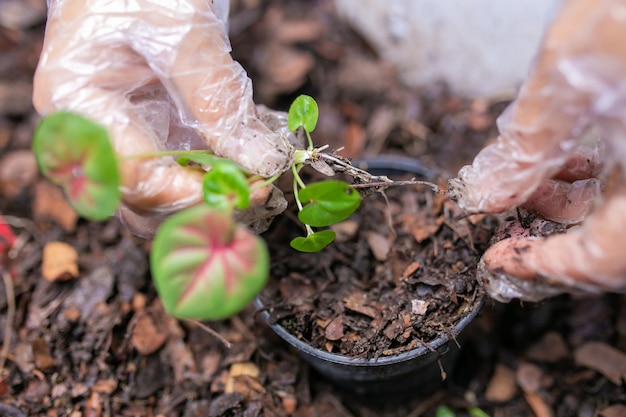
top-left (292, 165), bottom-right (304, 212)
top-left (184, 319), bottom-right (232, 349)
top-left (120, 149), bottom-right (214, 161)
top-left (292, 164), bottom-right (307, 190)
top-left (305, 131), bottom-right (314, 151)
top-left (249, 172), bottom-right (281, 192)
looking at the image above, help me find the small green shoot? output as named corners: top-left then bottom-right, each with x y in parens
top-left (288, 94), bottom-right (318, 149)
top-left (32, 111), bottom-right (121, 220)
top-left (287, 95), bottom-right (362, 252)
top-left (177, 152), bottom-right (243, 171)
top-left (151, 205), bottom-right (269, 320)
top-left (202, 162), bottom-right (251, 211)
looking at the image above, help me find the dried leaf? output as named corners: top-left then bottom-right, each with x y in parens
top-left (0, 149), bottom-right (37, 197)
top-left (309, 158), bottom-right (335, 176)
top-left (324, 316), bottom-right (344, 341)
top-left (225, 362), bottom-right (261, 394)
top-left (516, 362), bottom-right (544, 393)
top-left (365, 231), bottom-right (391, 261)
top-left (599, 404), bottom-right (626, 417)
top-left (526, 332), bottom-right (569, 363)
top-left (131, 313), bottom-right (169, 355)
top-left (411, 299), bottom-right (429, 315)
top-left (84, 390), bottom-right (102, 417)
top-left (485, 364), bottom-right (517, 402)
top-left (281, 395), bottom-right (298, 415)
top-left (343, 291), bottom-right (378, 319)
top-left (524, 392), bottom-right (553, 417)
top-left (330, 220), bottom-right (358, 243)
top-left (574, 341), bottom-right (626, 385)
top-left (62, 306), bottom-right (80, 322)
top-left (31, 337), bottom-right (56, 370)
top-left (401, 212), bottom-right (445, 243)
top-left (33, 180), bottom-right (78, 232)
top-left (91, 379), bottom-right (117, 395)
top-left (162, 309), bottom-right (198, 382)
top-left (402, 262), bottom-right (421, 278)
top-left (42, 241), bottom-right (78, 281)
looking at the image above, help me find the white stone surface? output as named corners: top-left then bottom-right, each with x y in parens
top-left (334, 0), bottom-right (561, 98)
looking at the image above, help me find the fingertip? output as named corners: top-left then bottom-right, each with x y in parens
top-left (482, 237), bottom-right (541, 281)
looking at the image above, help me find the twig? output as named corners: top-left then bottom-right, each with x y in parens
top-left (185, 319), bottom-right (232, 349)
top-left (0, 271), bottom-right (15, 372)
top-left (316, 151), bottom-right (442, 193)
top-left (351, 179), bottom-right (442, 194)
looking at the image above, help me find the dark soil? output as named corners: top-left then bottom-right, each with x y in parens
top-left (1, 1), bottom-right (626, 417)
top-left (261, 179), bottom-right (493, 358)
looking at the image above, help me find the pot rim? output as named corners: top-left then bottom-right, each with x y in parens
top-left (255, 294), bottom-right (484, 368)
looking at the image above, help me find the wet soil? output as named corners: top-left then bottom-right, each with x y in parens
top-left (260, 180), bottom-right (493, 358)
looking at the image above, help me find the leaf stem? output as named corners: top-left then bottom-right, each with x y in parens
top-left (120, 149), bottom-right (214, 161)
top-left (248, 172), bottom-right (281, 192)
top-left (305, 131), bottom-right (314, 151)
top-left (292, 164), bottom-right (304, 212)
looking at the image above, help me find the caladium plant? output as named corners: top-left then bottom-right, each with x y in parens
top-left (31, 95), bottom-right (374, 320)
top-left (150, 205), bottom-right (268, 320)
top-left (33, 112), bottom-right (121, 220)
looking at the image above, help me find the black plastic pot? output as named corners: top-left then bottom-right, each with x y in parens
top-left (256, 155), bottom-right (484, 402)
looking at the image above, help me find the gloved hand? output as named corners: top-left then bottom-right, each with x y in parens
top-left (448, 0), bottom-right (626, 302)
top-left (33, 0), bottom-right (294, 238)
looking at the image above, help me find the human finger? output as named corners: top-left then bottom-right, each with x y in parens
top-left (480, 184), bottom-right (626, 302)
top-left (33, 1), bottom-right (205, 214)
top-left (448, 0), bottom-right (623, 214)
top-left (125, 0), bottom-right (294, 178)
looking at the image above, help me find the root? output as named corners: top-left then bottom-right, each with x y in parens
top-left (316, 151), bottom-right (443, 194)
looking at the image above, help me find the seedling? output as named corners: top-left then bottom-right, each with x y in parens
top-left (32, 95), bottom-right (438, 320)
top-left (287, 95), bottom-right (362, 252)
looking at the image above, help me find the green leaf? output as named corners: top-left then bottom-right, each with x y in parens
top-left (287, 94), bottom-right (319, 133)
top-left (32, 111), bottom-right (121, 220)
top-left (468, 408), bottom-right (491, 417)
top-left (151, 205), bottom-right (269, 320)
top-left (290, 230), bottom-right (336, 252)
top-left (298, 180), bottom-right (361, 227)
top-left (202, 162), bottom-right (250, 211)
top-left (436, 406), bottom-right (456, 417)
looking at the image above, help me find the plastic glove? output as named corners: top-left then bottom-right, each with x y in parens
top-left (33, 0), bottom-right (294, 238)
top-left (448, 0), bottom-right (626, 302)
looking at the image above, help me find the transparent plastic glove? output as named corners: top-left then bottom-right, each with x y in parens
top-left (33, 0), bottom-right (294, 237)
top-left (448, 0), bottom-right (626, 301)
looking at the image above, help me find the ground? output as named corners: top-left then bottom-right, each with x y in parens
top-left (0, 1), bottom-right (625, 416)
